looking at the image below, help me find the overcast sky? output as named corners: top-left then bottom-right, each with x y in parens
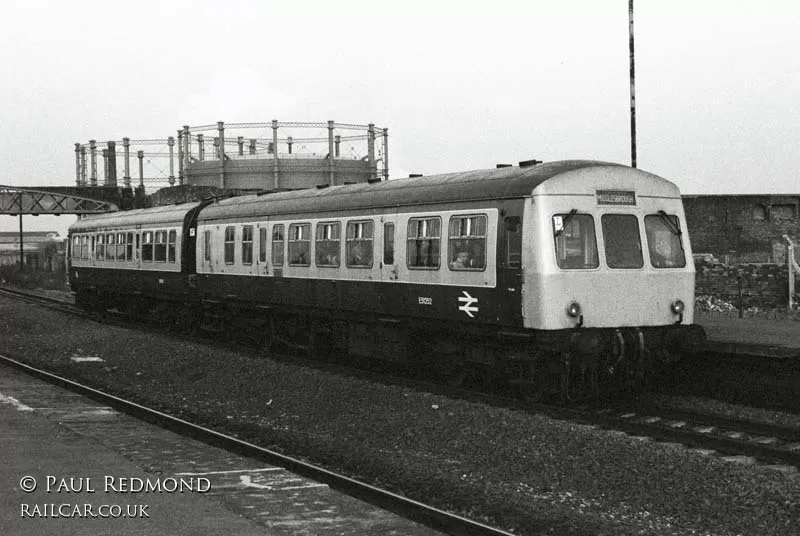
top-left (1, 0), bottom-right (798, 235)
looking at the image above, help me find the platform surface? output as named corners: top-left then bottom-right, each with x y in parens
top-left (697, 312), bottom-right (800, 356)
top-left (0, 365), bottom-right (442, 536)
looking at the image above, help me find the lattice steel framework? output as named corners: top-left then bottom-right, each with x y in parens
top-left (0, 185), bottom-right (118, 215)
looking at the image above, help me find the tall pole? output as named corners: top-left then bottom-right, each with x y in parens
top-left (18, 214), bottom-right (23, 271)
top-left (629, 0), bottom-right (637, 168)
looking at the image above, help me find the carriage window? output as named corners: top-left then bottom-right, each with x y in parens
top-left (203, 230), bottom-right (211, 261)
top-left (316, 222), bottom-right (340, 267)
top-left (168, 230), bottom-right (177, 263)
top-left (72, 236), bottom-right (80, 259)
top-left (448, 214), bottom-right (486, 271)
top-left (346, 221), bottom-right (373, 268)
top-left (383, 223), bottom-right (394, 265)
top-left (126, 232), bottom-right (134, 261)
top-left (142, 231), bottom-right (153, 262)
top-left (154, 230), bottom-right (167, 262)
top-left (407, 217), bottom-right (441, 269)
top-left (645, 214), bottom-right (686, 268)
top-left (104, 233), bottom-right (114, 260)
top-left (288, 223), bottom-right (310, 266)
top-left (272, 225), bottom-right (285, 266)
top-left (259, 227), bottom-right (267, 263)
top-left (242, 225), bottom-right (253, 265)
top-left (553, 213), bottom-right (598, 269)
top-left (601, 214), bottom-right (642, 269)
top-left (116, 233), bottom-right (125, 261)
top-left (81, 235), bottom-right (89, 259)
top-left (224, 226), bottom-right (235, 264)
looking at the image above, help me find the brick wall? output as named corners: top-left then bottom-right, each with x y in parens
top-left (695, 260), bottom-right (791, 309)
top-left (683, 195), bottom-right (800, 264)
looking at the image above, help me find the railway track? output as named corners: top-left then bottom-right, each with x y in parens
top-left (4, 285), bottom-right (800, 474)
top-left (0, 353), bottom-right (515, 536)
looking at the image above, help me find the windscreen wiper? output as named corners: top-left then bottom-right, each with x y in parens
top-left (657, 210), bottom-right (682, 236)
top-left (554, 208), bottom-right (578, 238)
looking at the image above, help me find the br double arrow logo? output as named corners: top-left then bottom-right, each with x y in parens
top-left (458, 290), bottom-right (479, 318)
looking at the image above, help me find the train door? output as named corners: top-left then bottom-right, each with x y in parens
top-left (498, 214), bottom-right (524, 325)
top-left (379, 215), bottom-right (398, 282)
top-left (255, 221), bottom-right (269, 275)
top-left (377, 214), bottom-right (399, 314)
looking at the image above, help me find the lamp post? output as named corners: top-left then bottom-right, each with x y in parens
top-left (629, 0), bottom-right (637, 168)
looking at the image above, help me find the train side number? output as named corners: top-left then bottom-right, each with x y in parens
top-left (418, 297), bottom-right (432, 306)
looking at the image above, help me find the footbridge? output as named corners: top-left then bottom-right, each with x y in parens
top-left (0, 185), bottom-right (134, 215)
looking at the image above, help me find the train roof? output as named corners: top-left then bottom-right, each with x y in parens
top-left (69, 202), bottom-right (201, 232)
top-left (198, 160), bottom-right (654, 221)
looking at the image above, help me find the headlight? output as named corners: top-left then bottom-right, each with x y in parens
top-left (671, 300), bottom-right (685, 314)
top-left (567, 301), bottom-right (582, 318)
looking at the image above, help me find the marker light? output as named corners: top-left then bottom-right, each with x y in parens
top-left (671, 300), bottom-right (685, 314)
top-left (567, 301), bottom-right (582, 318)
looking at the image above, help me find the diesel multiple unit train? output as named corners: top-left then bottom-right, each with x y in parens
top-left (68, 160), bottom-right (705, 400)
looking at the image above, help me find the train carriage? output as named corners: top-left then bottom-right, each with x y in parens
top-left (68, 160), bottom-right (705, 399)
top-left (68, 202), bottom-right (205, 320)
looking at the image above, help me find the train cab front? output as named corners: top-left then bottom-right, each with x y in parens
top-left (522, 165), bottom-right (706, 398)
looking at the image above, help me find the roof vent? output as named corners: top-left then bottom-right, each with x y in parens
top-left (316, 184), bottom-right (330, 189)
top-left (367, 178), bottom-right (382, 184)
top-left (496, 164), bottom-right (512, 168)
top-left (518, 159), bottom-right (543, 168)
top-left (409, 173), bottom-right (423, 178)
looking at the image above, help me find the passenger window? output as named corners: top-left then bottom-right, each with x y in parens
top-left (448, 215), bottom-right (486, 271)
top-left (204, 230), bottom-right (211, 262)
top-left (316, 222), bottom-right (341, 267)
top-left (383, 223), bottom-right (395, 265)
top-left (259, 227), bottom-right (267, 263)
top-left (224, 226), bottom-right (235, 264)
top-left (242, 225), bottom-right (254, 265)
top-left (407, 217), bottom-right (441, 269)
top-left (105, 233), bottom-right (114, 260)
top-left (126, 232), bottom-right (134, 261)
top-left (72, 236), bottom-right (80, 259)
top-left (645, 214), bottom-right (686, 268)
top-left (168, 230), bottom-right (177, 263)
top-left (81, 236), bottom-right (89, 259)
top-left (272, 225), bottom-right (285, 266)
top-left (288, 223), bottom-right (310, 266)
top-left (142, 231), bottom-right (153, 262)
top-left (346, 221), bottom-right (373, 268)
top-left (601, 214), bottom-right (642, 269)
top-left (116, 233), bottom-right (125, 261)
top-left (91, 235), bottom-right (97, 260)
top-left (553, 213), bottom-right (599, 269)
top-left (154, 230), bottom-right (168, 262)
